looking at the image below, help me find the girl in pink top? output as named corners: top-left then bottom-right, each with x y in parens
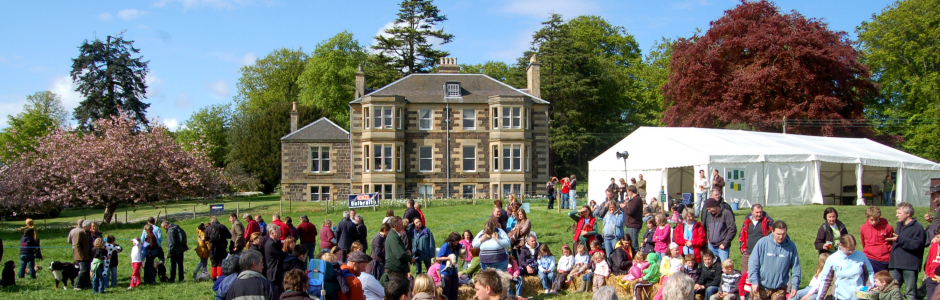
top-left (459, 230), bottom-right (474, 269)
top-left (653, 214), bottom-right (672, 255)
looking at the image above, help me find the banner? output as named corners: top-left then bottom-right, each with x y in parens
top-left (348, 193), bottom-right (379, 208)
top-left (210, 204), bottom-right (224, 214)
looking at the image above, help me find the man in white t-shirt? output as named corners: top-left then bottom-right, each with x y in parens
top-left (695, 169), bottom-right (709, 217)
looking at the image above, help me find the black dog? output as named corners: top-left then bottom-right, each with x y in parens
top-left (156, 260), bottom-right (169, 283)
top-left (48, 261), bottom-right (79, 290)
top-left (1, 261), bottom-right (15, 287)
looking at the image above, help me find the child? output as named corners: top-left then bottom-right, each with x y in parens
top-left (427, 262), bottom-right (442, 286)
top-left (590, 240), bottom-right (605, 256)
top-left (623, 251), bottom-right (649, 281)
top-left (653, 214), bottom-right (671, 256)
top-left (105, 235), bottom-right (122, 288)
top-left (507, 257), bottom-right (523, 298)
top-left (413, 274), bottom-right (440, 300)
top-left (91, 237), bottom-right (108, 294)
top-left (632, 253), bottom-right (661, 300)
top-left (538, 244), bottom-right (556, 294)
top-left (460, 230), bottom-right (474, 269)
top-left (696, 250), bottom-right (721, 299)
top-left (568, 244), bottom-right (591, 283)
top-left (643, 200), bottom-right (662, 222)
top-left (795, 253), bottom-right (829, 300)
top-left (667, 204), bottom-right (683, 224)
top-left (641, 218), bottom-right (657, 254)
top-left (711, 259), bottom-right (741, 300)
top-left (194, 222), bottom-right (210, 277)
top-left (871, 270), bottom-right (901, 300)
top-left (652, 243), bottom-right (683, 300)
top-left (680, 254), bottom-right (701, 283)
top-left (552, 245), bottom-right (574, 293)
top-left (592, 252), bottom-right (610, 292)
top-left (129, 237), bottom-right (142, 288)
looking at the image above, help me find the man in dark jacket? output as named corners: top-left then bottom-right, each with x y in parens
top-left (739, 204), bottom-right (772, 272)
top-left (370, 223), bottom-right (389, 279)
top-left (225, 249), bottom-right (279, 300)
top-left (517, 236), bottom-right (540, 276)
top-left (712, 169), bottom-right (725, 195)
top-left (206, 216), bottom-right (232, 279)
top-left (887, 202), bottom-right (926, 300)
top-left (704, 198), bottom-right (736, 262)
top-left (263, 226), bottom-right (286, 291)
top-left (162, 221), bottom-right (189, 282)
top-left (382, 216), bottom-right (411, 286)
top-left (336, 209), bottom-right (360, 262)
top-left (403, 200), bottom-right (421, 229)
top-left (356, 215), bottom-right (369, 253)
top-left (620, 185), bottom-right (643, 251)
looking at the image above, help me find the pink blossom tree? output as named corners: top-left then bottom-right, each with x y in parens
top-left (0, 113), bottom-right (229, 223)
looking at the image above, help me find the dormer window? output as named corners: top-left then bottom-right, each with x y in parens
top-left (445, 82), bottom-right (460, 97)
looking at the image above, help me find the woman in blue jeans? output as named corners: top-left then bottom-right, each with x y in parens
top-left (19, 228), bottom-right (39, 279)
top-left (473, 219), bottom-right (511, 271)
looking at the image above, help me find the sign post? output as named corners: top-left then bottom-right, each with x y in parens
top-left (348, 193), bottom-right (380, 209)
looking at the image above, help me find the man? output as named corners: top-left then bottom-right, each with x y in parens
top-left (712, 169), bottom-right (725, 196)
top-left (492, 207), bottom-right (507, 231)
top-left (255, 215), bottom-right (267, 236)
top-left (340, 251), bottom-right (371, 300)
top-left (493, 200), bottom-right (509, 230)
top-left (243, 213), bottom-right (260, 241)
top-left (140, 217), bottom-right (164, 247)
top-left (228, 213), bottom-right (246, 254)
top-left (695, 170), bottom-right (709, 217)
top-left (747, 221), bottom-right (801, 300)
top-left (739, 204), bottom-right (772, 272)
top-left (637, 174), bottom-right (647, 198)
top-left (883, 174), bottom-right (895, 207)
top-left (297, 215), bottom-right (318, 262)
top-left (163, 220), bottom-right (189, 282)
top-left (382, 216), bottom-right (411, 286)
top-left (336, 209), bottom-right (360, 262)
top-left (569, 174), bottom-right (578, 207)
top-left (704, 198), bottom-right (736, 262)
top-left (620, 185), bottom-right (643, 251)
top-left (594, 189), bottom-right (619, 217)
top-left (206, 216), bottom-right (233, 279)
top-left (370, 223), bottom-right (389, 279)
top-left (473, 268), bottom-right (504, 300)
top-left (263, 226), bottom-right (287, 290)
top-left (887, 202), bottom-right (926, 300)
top-left (271, 213), bottom-right (292, 241)
top-left (68, 219), bottom-right (92, 290)
top-left (607, 178), bottom-right (619, 194)
top-left (225, 249), bottom-right (279, 300)
top-left (860, 206), bottom-right (894, 273)
top-left (403, 199), bottom-right (420, 229)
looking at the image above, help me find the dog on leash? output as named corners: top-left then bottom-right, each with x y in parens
top-left (156, 260), bottom-right (169, 283)
top-left (48, 261), bottom-right (79, 290)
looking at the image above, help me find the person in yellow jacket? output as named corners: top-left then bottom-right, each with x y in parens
top-left (194, 223), bottom-right (211, 277)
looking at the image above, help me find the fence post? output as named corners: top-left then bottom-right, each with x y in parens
top-left (164, 206), bottom-right (168, 221)
top-left (193, 206), bottom-right (196, 220)
top-left (236, 203), bottom-right (239, 216)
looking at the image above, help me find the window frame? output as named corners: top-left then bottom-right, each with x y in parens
top-left (462, 145), bottom-right (476, 172)
top-left (501, 144), bottom-right (523, 172)
top-left (419, 184), bottom-right (433, 199)
top-left (310, 185), bottom-right (331, 202)
top-left (462, 109), bottom-right (475, 130)
top-left (462, 185), bottom-right (475, 199)
top-left (372, 106), bottom-right (395, 129)
top-left (372, 144), bottom-right (394, 172)
top-left (419, 146), bottom-right (433, 172)
top-left (419, 109), bottom-right (432, 130)
top-left (309, 146), bottom-right (331, 173)
top-left (446, 83), bottom-right (461, 97)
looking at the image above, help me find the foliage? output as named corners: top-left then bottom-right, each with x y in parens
top-left (662, 0), bottom-right (877, 138)
top-left (70, 34), bottom-right (150, 130)
top-left (234, 48), bottom-right (308, 113)
top-left (631, 38), bottom-right (673, 122)
top-left (857, 0), bottom-right (940, 161)
top-left (0, 112), bottom-right (228, 223)
top-left (460, 61), bottom-right (515, 83)
top-left (227, 102), bottom-right (322, 194)
top-left (223, 163), bottom-right (261, 192)
top-left (521, 14), bottom-right (655, 176)
top-left (0, 91), bottom-right (69, 163)
top-left (175, 104), bottom-right (232, 168)
top-left (364, 53), bottom-right (404, 89)
top-left (372, 0), bottom-right (454, 74)
top-left (297, 31), bottom-right (368, 129)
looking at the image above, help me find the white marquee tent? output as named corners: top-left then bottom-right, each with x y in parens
top-left (588, 127), bottom-right (940, 207)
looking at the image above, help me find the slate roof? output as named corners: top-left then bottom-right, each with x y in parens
top-left (350, 73), bottom-right (549, 104)
top-left (281, 117), bottom-right (349, 142)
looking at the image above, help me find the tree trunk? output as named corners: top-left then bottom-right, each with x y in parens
top-left (101, 202), bottom-right (120, 224)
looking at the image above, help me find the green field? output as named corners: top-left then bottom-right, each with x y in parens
top-left (0, 196), bottom-right (926, 299)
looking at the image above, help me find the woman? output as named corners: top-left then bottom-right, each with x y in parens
top-left (412, 274), bottom-right (439, 300)
top-left (816, 234), bottom-right (874, 300)
top-left (619, 178), bottom-right (628, 202)
top-left (610, 234), bottom-right (635, 275)
top-left (356, 215), bottom-right (369, 253)
top-left (437, 232), bottom-right (462, 300)
top-left (412, 218), bottom-right (436, 274)
top-left (472, 219), bottom-right (512, 271)
top-left (509, 209), bottom-right (531, 249)
top-left (19, 228), bottom-right (39, 279)
top-left (89, 222), bottom-right (103, 249)
top-left (506, 205), bottom-right (518, 232)
top-left (320, 219), bottom-right (335, 253)
top-left (143, 224), bottom-right (161, 285)
top-left (382, 209), bottom-right (395, 225)
top-left (285, 217), bottom-right (300, 240)
top-left (600, 201), bottom-right (624, 255)
top-left (673, 207), bottom-right (707, 263)
top-left (568, 205), bottom-right (597, 246)
top-left (194, 222), bottom-right (210, 277)
top-left (547, 177), bottom-right (557, 209)
top-left (561, 177), bottom-right (571, 210)
top-left (815, 207), bottom-right (848, 254)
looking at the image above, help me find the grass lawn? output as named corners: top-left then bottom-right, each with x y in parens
top-left (0, 196), bottom-right (927, 300)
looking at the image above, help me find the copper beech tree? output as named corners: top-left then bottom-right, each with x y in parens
top-left (0, 112), bottom-right (228, 223)
top-left (662, 0), bottom-right (877, 137)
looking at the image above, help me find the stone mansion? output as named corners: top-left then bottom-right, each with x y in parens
top-left (281, 56), bottom-right (550, 202)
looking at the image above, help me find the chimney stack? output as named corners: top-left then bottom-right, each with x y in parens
top-left (526, 54), bottom-right (540, 98)
top-left (290, 101), bottom-right (299, 132)
top-left (438, 57), bottom-right (460, 74)
top-left (355, 64), bottom-right (366, 99)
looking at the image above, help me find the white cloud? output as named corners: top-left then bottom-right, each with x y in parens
top-left (98, 12), bottom-right (113, 21)
top-left (118, 9), bottom-right (143, 21)
top-left (500, 0), bottom-right (600, 19)
top-left (145, 73), bottom-right (165, 100)
top-left (0, 96), bottom-right (26, 129)
top-left (174, 92), bottom-right (191, 108)
top-left (163, 118), bottom-right (180, 131)
top-left (206, 80), bottom-right (229, 99)
top-left (153, 0), bottom-right (255, 10)
top-left (671, 0), bottom-right (709, 10)
top-left (241, 52), bottom-right (256, 66)
top-left (49, 75), bottom-right (83, 113)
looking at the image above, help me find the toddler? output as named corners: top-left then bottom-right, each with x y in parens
top-left (592, 252), bottom-right (610, 292)
top-left (794, 253), bottom-right (829, 300)
top-left (129, 237), bottom-right (142, 288)
top-left (623, 251), bottom-right (649, 281)
top-left (641, 219), bottom-right (657, 253)
top-left (567, 244), bottom-right (591, 283)
top-left (710, 259), bottom-right (741, 300)
top-left (551, 245), bottom-right (574, 293)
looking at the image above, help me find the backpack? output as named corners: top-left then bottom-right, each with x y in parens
top-left (207, 224), bottom-right (222, 242)
top-left (176, 227), bottom-right (189, 252)
top-left (307, 259), bottom-right (327, 297)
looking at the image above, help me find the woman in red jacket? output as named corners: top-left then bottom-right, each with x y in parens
top-left (673, 207), bottom-right (706, 263)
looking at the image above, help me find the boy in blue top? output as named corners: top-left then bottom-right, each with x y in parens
top-left (747, 221), bottom-right (801, 300)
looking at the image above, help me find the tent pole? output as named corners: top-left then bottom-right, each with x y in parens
top-left (839, 164), bottom-right (844, 205)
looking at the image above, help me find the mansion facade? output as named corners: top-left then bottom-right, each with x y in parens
top-left (281, 56), bottom-right (550, 202)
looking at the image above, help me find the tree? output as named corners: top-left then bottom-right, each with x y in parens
top-left (71, 34), bottom-right (150, 130)
top-left (522, 14), bottom-right (654, 176)
top-left (857, 0), bottom-right (940, 161)
top-left (460, 61), bottom-right (514, 83)
top-left (235, 48), bottom-right (308, 113)
top-left (373, 0), bottom-right (454, 74)
top-left (227, 102), bottom-right (322, 194)
top-left (0, 91), bottom-right (69, 163)
top-left (175, 104), bottom-right (232, 168)
top-left (0, 112), bottom-right (228, 223)
top-left (297, 32), bottom-right (368, 129)
top-left (662, 0), bottom-right (877, 138)
top-left (631, 38), bottom-right (673, 123)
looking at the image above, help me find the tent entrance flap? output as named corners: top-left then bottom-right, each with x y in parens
top-left (665, 166), bottom-right (694, 205)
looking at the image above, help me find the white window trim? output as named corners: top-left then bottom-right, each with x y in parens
top-left (419, 109), bottom-right (432, 130)
top-left (309, 146), bottom-right (331, 173)
top-left (373, 144), bottom-right (394, 172)
top-left (363, 145), bottom-right (370, 173)
top-left (419, 184), bottom-right (433, 199)
top-left (373, 106), bottom-right (395, 129)
top-left (310, 185), bottom-right (332, 202)
top-left (462, 146), bottom-right (476, 172)
top-left (463, 109), bottom-right (475, 130)
top-left (501, 144), bottom-right (523, 172)
top-left (419, 146), bottom-right (433, 172)
top-left (446, 83), bottom-right (461, 97)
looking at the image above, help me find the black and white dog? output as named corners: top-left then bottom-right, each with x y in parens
top-left (48, 261), bottom-right (79, 290)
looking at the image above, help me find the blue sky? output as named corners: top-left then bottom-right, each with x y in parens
top-left (0, 0), bottom-right (896, 130)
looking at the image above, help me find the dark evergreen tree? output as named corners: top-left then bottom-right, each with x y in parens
top-left (372, 0), bottom-right (454, 74)
top-left (70, 34), bottom-right (150, 130)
